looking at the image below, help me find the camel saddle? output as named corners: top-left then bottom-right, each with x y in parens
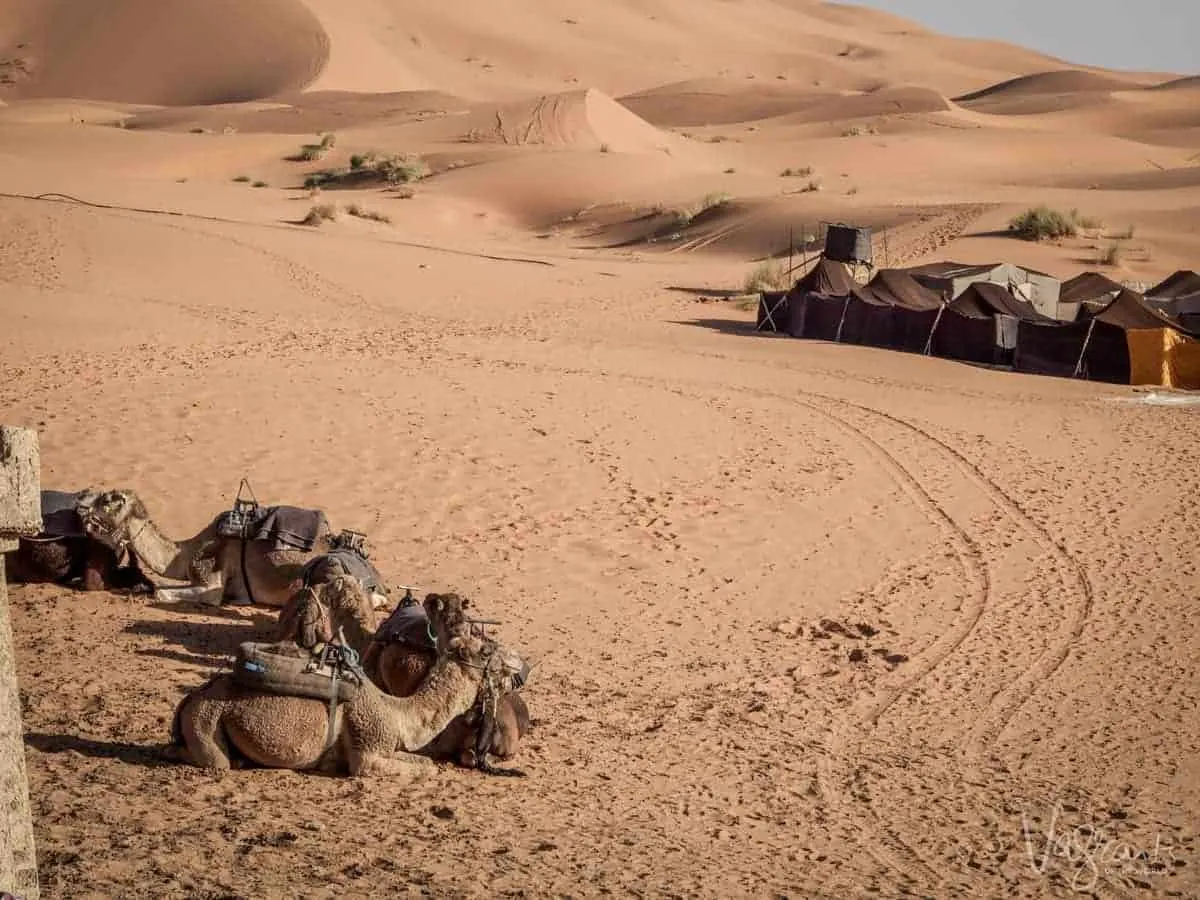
top-left (233, 640), bottom-right (363, 703)
top-left (374, 600), bottom-right (437, 651)
top-left (24, 489), bottom-right (96, 541)
top-left (215, 504), bottom-right (329, 552)
top-left (300, 547), bottom-right (387, 596)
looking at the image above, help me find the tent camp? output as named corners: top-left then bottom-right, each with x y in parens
top-left (907, 261), bottom-right (1063, 319)
top-left (757, 258), bottom-right (855, 333)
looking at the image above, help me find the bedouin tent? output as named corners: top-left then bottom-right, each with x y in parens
top-left (850, 269), bottom-right (945, 352)
top-left (1145, 270), bottom-right (1200, 336)
top-left (928, 281), bottom-right (1056, 366)
top-left (907, 261), bottom-right (1063, 318)
top-left (758, 258), bottom-right (855, 333)
top-left (1060, 271), bottom-right (1200, 388)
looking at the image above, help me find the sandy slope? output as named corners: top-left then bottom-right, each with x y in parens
top-left (1, 1), bottom-right (1199, 898)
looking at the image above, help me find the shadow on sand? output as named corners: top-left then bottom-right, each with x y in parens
top-left (124, 611), bottom-right (274, 666)
top-left (25, 731), bottom-right (173, 768)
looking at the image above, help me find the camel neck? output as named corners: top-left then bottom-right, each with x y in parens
top-left (128, 518), bottom-right (213, 581)
top-left (376, 654), bottom-right (482, 752)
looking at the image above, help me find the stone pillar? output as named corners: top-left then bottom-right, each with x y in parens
top-left (0, 426), bottom-right (42, 900)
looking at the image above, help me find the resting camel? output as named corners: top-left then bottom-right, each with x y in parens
top-left (4, 489), bottom-right (149, 592)
top-left (79, 488), bottom-right (387, 608)
top-left (169, 593), bottom-right (526, 777)
top-left (276, 579), bottom-right (532, 771)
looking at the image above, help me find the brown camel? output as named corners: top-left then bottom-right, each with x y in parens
top-left (277, 579), bottom-right (532, 772)
top-left (169, 593), bottom-right (525, 777)
top-left (4, 489), bottom-right (149, 592)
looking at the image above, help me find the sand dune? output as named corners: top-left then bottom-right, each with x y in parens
top-left (955, 69), bottom-right (1147, 103)
top-left (2, 2), bottom-right (1200, 898)
top-left (1147, 75), bottom-right (1200, 92)
top-left (618, 79), bottom-right (845, 128)
top-left (757, 85), bottom-right (954, 127)
top-left (449, 88), bottom-right (684, 155)
top-left (1, 0), bottom-right (329, 105)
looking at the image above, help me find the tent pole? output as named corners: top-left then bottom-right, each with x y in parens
top-left (835, 295), bottom-right (852, 343)
top-left (1072, 317), bottom-right (1098, 378)
top-left (923, 302), bottom-right (947, 356)
top-left (788, 226), bottom-right (794, 280)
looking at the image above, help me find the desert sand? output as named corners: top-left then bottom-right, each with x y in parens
top-left (1, 1), bottom-right (1198, 898)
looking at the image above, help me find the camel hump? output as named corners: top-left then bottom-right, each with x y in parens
top-left (233, 640), bottom-right (362, 703)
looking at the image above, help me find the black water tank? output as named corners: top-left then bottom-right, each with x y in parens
top-left (823, 224), bottom-right (872, 264)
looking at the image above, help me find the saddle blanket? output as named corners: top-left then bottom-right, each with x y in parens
top-left (216, 504), bottom-right (328, 552)
top-left (375, 602), bottom-right (436, 650)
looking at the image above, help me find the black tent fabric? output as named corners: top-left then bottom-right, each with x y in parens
top-left (839, 290), bottom-right (896, 348)
top-left (951, 281), bottom-right (1057, 322)
top-left (853, 269), bottom-right (944, 352)
top-left (789, 291), bottom-right (848, 341)
top-left (1012, 318), bottom-right (1132, 384)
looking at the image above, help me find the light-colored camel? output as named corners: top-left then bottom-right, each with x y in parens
top-left (169, 593), bottom-right (524, 777)
top-left (278, 579), bottom-right (531, 771)
top-left (80, 488), bottom-right (384, 609)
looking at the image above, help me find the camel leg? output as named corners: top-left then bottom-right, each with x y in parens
top-left (81, 542), bottom-right (114, 592)
top-left (178, 700), bottom-right (234, 771)
top-left (348, 747), bottom-right (437, 780)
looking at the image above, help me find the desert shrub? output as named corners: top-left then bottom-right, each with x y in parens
top-left (1099, 241), bottom-right (1125, 266)
top-left (671, 192), bottom-right (732, 228)
top-left (252, 180), bottom-right (268, 188)
top-left (346, 203), bottom-right (392, 224)
top-left (780, 166), bottom-right (814, 178)
top-left (294, 132), bottom-right (336, 162)
top-left (301, 203), bottom-right (339, 226)
top-left (232, 175), bottom-right (251, 183)
top-left (1008, 206), bottom-right (1080, 241)
top-left (744, 259), bottom-right (792, 293)
top-left (799, 179), bottom-right (821, 193)
top-left (304, 153), bottom-right (429, 190)
top-left (842, 124), bottom-right (878, 137)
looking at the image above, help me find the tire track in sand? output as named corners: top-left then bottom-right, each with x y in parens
top-left (823, 398), bottom-right (1095, 767)
top-left (436, 348), bottom-right (1094, 893)
top-left (792, 396), bottom-right (990, 890)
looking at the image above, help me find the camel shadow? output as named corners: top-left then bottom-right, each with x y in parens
top-left (24, 732), bottom-right (172, 769)
top-left (124, 614), bottom-right (274, 666)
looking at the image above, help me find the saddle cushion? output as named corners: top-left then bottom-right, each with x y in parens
top-left (233, 641), bottom-right (362, 703)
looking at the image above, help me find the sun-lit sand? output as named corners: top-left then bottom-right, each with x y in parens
top-left (1, 1), bottom-right (1198, 897)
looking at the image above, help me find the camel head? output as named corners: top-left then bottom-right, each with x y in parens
top-left (319, 574), bottom-right (381, 652)
top-left (81, 488), bottom-right (151, 552)
top-left (423, 592), bottom-right (532, 694)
